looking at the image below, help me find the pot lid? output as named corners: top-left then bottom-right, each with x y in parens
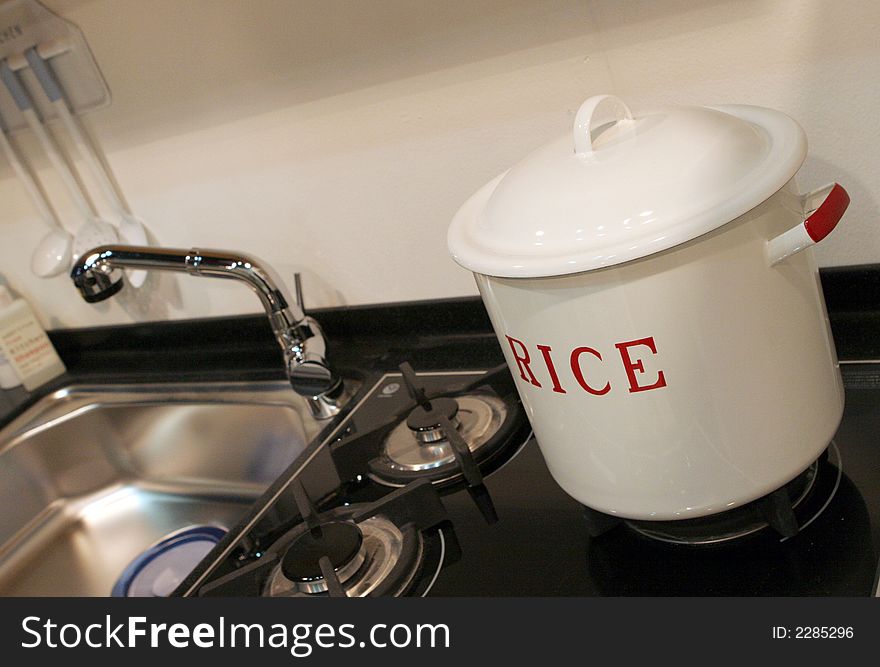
top-left (448, 95), bottom-right (807, 278)
top-left (111, 525), bottom-right (227, 597)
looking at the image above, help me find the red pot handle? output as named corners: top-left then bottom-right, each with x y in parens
top-left (767, 183), bottom-right (850, 266)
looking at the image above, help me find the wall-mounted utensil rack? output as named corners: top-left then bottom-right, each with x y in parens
top-left (0, 0), bottom-right (109, 132)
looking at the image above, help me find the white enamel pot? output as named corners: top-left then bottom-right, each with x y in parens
top-left (448, 95), bottom-right (849, 520)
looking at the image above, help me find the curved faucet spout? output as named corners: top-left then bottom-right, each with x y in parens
top-left (70, 245), bottom-right (343, 418)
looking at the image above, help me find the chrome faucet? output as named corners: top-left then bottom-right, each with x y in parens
top-left (70, 245), bottom-right (345, 418)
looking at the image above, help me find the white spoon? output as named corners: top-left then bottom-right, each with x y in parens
top-left (31, 228), bottom-right (72, 277)
top-left (0, 110), bottom-right (71, 277)
top-left (27, 48), bottom-right (150, 287)
top-left (0, 59), bottom-right (117, 264)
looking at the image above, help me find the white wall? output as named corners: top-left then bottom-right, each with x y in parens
top-left (0, 0), bottom-right (877, 329)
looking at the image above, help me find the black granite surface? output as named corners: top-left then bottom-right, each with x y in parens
top-left (819, 264), bottom-right (880, 361)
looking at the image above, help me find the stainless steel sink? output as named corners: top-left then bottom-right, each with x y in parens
top-left (0, 380), bottom-right (330, 596)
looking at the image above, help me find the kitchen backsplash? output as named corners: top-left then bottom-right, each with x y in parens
top-left (0, 0), bottom-right (877, 328)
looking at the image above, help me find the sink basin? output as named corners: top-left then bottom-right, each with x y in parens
top-left (0, 381), bottom-right (327, 596)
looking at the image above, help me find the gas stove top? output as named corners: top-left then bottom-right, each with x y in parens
top-left (178, 363), bottom-right (880, 597)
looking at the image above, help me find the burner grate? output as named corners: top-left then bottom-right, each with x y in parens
top-left (197, 479), bottom-right (455, 597)
top-left (582, 445), bottom-right (842, 546)
top-left (329, 362), bottom-right (530, 524)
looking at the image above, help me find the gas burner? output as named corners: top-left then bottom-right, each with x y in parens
top-left (194, 480), bottom-right (458, 598)
top-left (584, 444), bottom-right (842, 546)
top-left (342, 363), bottom-right (532, 525)
top-left (369, 393), bottom-right (509, 485)
top-left (274, 520), bottom-right (366, 594)
top-left (265, 512), bottom-right (425, 597)
top-left (406, 397), bottom-right (461, 443)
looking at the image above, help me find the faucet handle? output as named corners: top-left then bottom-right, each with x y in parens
top-left (293, 272), bottom-right (305, 310)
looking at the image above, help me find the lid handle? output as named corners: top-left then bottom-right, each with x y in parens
top-left (573, 95), bottom-right (633, 154)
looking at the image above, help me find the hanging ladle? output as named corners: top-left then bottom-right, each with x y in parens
top-left (0, 109), bottom-right (71, 277)
top-left (0, 59), bottom-right (118, 265)
top-left (26, 48), bottom-right (151, 287)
